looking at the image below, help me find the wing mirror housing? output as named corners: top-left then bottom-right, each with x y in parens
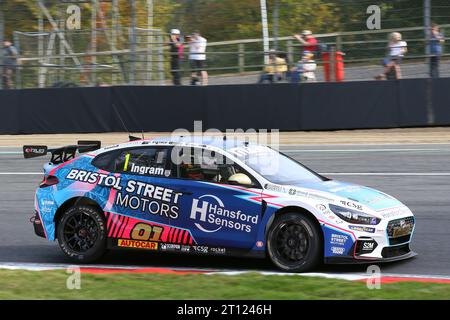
top-left (228, 173), bottom-right (254, 187)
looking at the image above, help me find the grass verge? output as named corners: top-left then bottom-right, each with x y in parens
top-left (0, 270), bottom-right (449, 299)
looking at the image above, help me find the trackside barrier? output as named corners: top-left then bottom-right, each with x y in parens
top-left (0, 78), bottom-right (449, 134)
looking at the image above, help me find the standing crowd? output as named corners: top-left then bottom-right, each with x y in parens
top-left (0, 26), bottom-right (447, 89)
top-left (168, 29), bottom-right (208, 86)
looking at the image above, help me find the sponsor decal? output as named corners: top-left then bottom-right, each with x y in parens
top-left (330, 233), bottom-right (349, 246)
top-left (128, 163), bottom-right (167, 176)
top-left (340, 200), bottom-right (363, 211)
top-left (115, 180), bottom-right (180, 219)
top-left (264, 184), bottom-right (334, 202)
top-left (331, 246), bottom-right (345, 255)
top-left (67, 169), bottom-right (123, 190)
top-left (316, 204), bottom-right (327, 211)
top-left (41, 200), bottom-right (55, 206)
top-left (264, 184), bottom-right (287, 193)
top-left (181, 245), bottom-right (191, 253)
top-left (192, 245), bottom-right (209, 254)
top-left (348, 225), bottom-right (376, 233)
top-left (159, 244), bottom-right (227, 256)
top-left (117, 239), bottom-right (158, 250)
top-left (130, 223), bottom-right (164, 242)
top-left (103, 144), bottom-right (119, 150)
top-left (160, 243), bottom-right (181, 251)
top-left (40, 199), bottom-right (55, 214)
top-left (357, 239), bottom-right (378, 254)
top-left (23, 146), bottom-right (47, 158)
top-left (210, 247), bottom-right (226, 255)
top-left (25, 147), bottom-right (46, 154)
top-left (66, 169), bottom-right (182, 220)
top-left (256, 241), bottom-right (264, 248)
top-left (160, 243), bottom-right (190, 252)
top-left (190, 194), bottom-right (258, 233)
top-left (379, 206), bottom-right (410, 219)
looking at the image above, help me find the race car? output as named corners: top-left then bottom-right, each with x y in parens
top-left (24, 136), bottom-right (416, 272)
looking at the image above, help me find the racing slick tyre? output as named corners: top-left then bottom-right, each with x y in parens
top-left (267, 212), bottom-right (322, 272)
top-left (57, 205), bottom-right (107, 263)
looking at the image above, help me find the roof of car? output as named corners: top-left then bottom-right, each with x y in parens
top-left (94, 135), bottom-right (254, 155)
top-left (150, 135), bottom-right (249, 149)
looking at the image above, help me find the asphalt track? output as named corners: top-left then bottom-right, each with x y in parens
top-left (1, 143), bottom-right (449, 276)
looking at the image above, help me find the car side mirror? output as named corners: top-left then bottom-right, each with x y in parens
top-left (228, 173), bottom-right (254, 187)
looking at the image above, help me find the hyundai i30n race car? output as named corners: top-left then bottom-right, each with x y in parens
top-left (24, 137), bottom-right (416, 272)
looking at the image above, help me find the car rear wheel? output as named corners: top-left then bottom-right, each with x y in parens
top-left (57, 205), bottom-right (106, 262)
top-left (267, 212), bottom-right (322, 272)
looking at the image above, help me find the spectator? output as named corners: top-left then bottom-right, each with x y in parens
top-left (169, 29), bottom-right (184, 85)
top-left (2, 40), bottom-right (19, 89)
top-left (189, 31), bottom-right (208, 86)
top-left (295, 52), bottom-right (317, 83)
top-left (430, 24), bottom-right (444, 78)
top-left (293, 30), bottom-right (318, 56)
top-left (258, 49), bottom-right (287, 84)
top-left (375, 32), bottom-right (407, 80)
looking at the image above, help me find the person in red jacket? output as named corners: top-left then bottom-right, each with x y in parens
top-left (293, 30), bottom-right (318, 56)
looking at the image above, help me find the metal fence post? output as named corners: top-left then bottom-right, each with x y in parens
top-left (330, 45), bottom-right (336, 82)
top-left (159, 34), bottom-right (165, 85)
top-left (287, 40), bottom-right (294, 67)
top-left (238, 43), bottom-right (245, 73)
top-left (13, 32), bottom-right (21, 89)
top-left (336, 35), bottom-right (342, 52)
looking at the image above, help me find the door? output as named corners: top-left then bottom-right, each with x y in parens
top-left (166, 147), bottom-right (263, 249)
top-left (102, 146), bottom-right (183, 246)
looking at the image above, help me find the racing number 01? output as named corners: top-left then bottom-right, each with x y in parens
top-left (131, 223), bottom-right (163, 242)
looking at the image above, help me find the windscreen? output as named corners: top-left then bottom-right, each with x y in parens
top-left (228, 145), bottom-right (324, 185)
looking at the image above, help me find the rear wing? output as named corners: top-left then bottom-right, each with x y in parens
top-left (23, 140), bottom-right (101, 164)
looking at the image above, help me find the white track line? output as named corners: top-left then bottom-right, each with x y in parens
top-left (0, 172), bottom-right (42, 175)
top-left (1, 262), bottom-right (450, 282)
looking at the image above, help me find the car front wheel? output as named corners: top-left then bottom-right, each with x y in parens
top-left (267, 212), bottom-right (322, 272)
top-left (57, 205), bottom-right (107, 262)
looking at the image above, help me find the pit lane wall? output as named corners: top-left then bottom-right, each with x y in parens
top-left (1, 79), bottom-right (449, 134)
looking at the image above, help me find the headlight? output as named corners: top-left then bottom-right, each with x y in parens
top-left (329, 204), bottom-right (380, 225)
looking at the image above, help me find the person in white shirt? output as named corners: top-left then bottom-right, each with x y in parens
top-left (376, 32), bottom-right (407, 80)
top-left (189, 31), bottom-right (208, 85)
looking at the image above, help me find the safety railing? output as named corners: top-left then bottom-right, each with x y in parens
top-left (3, 24), bottom-right (450, 89)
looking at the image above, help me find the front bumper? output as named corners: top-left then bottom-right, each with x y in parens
top-left (325, 244), bottom-right (417, 264)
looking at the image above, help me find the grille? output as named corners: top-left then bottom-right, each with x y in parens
top-left (387, 216), bottom-right (415, 245)
top-left (382, 244), bottom-right (410, 258)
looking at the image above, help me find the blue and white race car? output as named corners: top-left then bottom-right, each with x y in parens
top-left (24, 136), bottom-right (416, 272)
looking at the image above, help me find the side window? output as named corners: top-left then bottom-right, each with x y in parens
top-left (114, 147), bottom-right (171, 177)
top-left (92, 150), bottom-right (119, 172)
top-left (175, 147), bottom-right (259, 187)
